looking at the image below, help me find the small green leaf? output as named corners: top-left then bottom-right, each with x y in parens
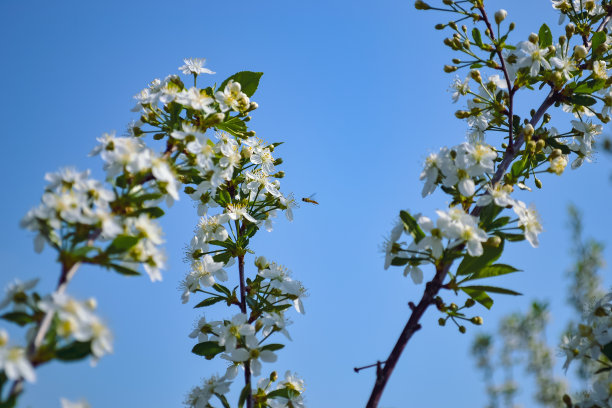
top-left (538, 24), bottom-right (553, 48)
top-left (1, 312), bottom-right (34, 327)
top-left (461, 285), bottom-right (522, 296)
top-left (238, 384), bottom-right (250, 408)
top-left (456, 240), bottom-right (504, 276)
top-left (574, 78), bottom-right (606, 94)
top-left (546, 137), bottom-right (572, 155)
top-left (192, 341), bottom-right (225, 360)
top-left (468, 264), bottom-right (521, 280)
top-left (569, 94), bottom-right (597, 107)
top-left (472, 27), bottom-right (483, 47)
top-left (215, 393), bottom-right (231, 408)
top-left (461, 287), bottom-right (493, 309)
top-left (107, 235), bottom-right (139, 254)
top-left (487, 216), bottom-right (510, 231)
top-left (495, 232), bottom-right (525, 242)
top-left (134, 207), bottom-right (165, 219)
top-left (212, 284), bottom-right (231, 297)
top-left (390, 257), bottom-right (410, 266)
top-left (218, 71), bottom-right (264, 98)
top-left (71, 246), bottom-right (98, 257)
top-left (216, 116), bottom-right (247, 137)
top-left (218, 190), bottom-right (231, 206)
top-left (591, 31), bottom-right (607, 55)
top-left (55, 341), bottom-right (92, 361)
top-left (194, 296), bottom-right (225, 308)
top-left (108, 264), bottom-right (141, 276)
top-left (603, 341), bottom-right (612, 361)
top-left (261, 343), bottom-right (285, 352)
top-left (399, 210), bottom-right (425, 243)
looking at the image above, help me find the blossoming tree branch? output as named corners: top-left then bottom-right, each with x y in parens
top-left (2, 59), bottom-right (306, 408)
top-left (361, 0), bottom-right (612, 406)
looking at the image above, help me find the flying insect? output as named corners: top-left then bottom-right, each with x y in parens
top-left (301, 194), bottom-right (319, 205)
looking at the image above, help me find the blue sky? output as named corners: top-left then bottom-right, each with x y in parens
top-left (1, 0), bottom-right (611, 407)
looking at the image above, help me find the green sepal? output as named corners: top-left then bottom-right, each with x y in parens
top-left (494, 232), bottom-right (525, 242)
top-left (55, 340), bottom-right (92, 361)
top-left (218, 71), bottom-right (263, 98)
top-left (456, 239), bottom-right (504, 276)
top-left (192, 341), bottom-right (225, 360)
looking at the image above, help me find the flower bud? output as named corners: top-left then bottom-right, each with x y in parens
top-left (245, 130), bottom-right (256, 137)
top-left (559, 35), bottom-right (566, 46)
top-left (566, 23), bottom-right (575, 37)
top-left (273, 171), bottom-right (285, 178)
top-left (86, 298), bottom-right (97, 310)
top-left (543, 113), bottom-right (551, 124)
top-left (527, 140), bottom-right (536, 152)
top-left (563, 394), bottom-right (573, 407)
top-left (585, 0), bottom-right (595, 11)
top-left (494, 9), bottom-right (507, 24)
top-left (438, 318), bottom-right (446, 326)
top-left (131, 126), bottom-right (143, 136)
top-left (204, 113), bottom-right (225, 126)
top-left (270, 371), bottom-right (278, 382)
top-left (184, 186), bottom-right (196, 195)
top-left (465, 298), bottom-right (476, 308)
top-left (442, 0), bottom-right (453, 5)
top-left (574, 45), bottom-right (587, 60)
top-left (449, 303), bottom-right (458, 311)
top-left (535, 177), bottom-right (543, 189)
top-left (471, 316), bottom-right (483, 325)
top-left (0, 331), bottom-right (7, 347)
top-left (444, 65), bottom-right (458, 73)
top-left (550, 148), bottom-right (562, 159)
top-left (459, 325), bottom-right (466, 334)
top-left (470, 69), bottom-right (482, 83)
top-left (523, 123), bottom-right (534, 139)
top-left (255, 319), bottom-right (263, 331)
top-left (241, 147), bottom-right (252, 160)
top-left (255, 256), bottom-right (268, 270)
top-left (455, 110), bottom-right (470, 119)
top-left (528, 33), bottom-right (539, 44)
top-left (486, 236), bottom-right (502, 247)
top-left (414, 0), bottom-right (431, 10)
top-left (247, 102), bottom-right (259, 112)
top-left (435, 23), bottom-right (446, 30)
top-left (509, 22), bottom-right (515, 31)
top-left (536, 139), bottom-right (546, 151)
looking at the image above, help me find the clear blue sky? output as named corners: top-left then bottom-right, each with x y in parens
top-left (1, 0), bottom-right (611, 407)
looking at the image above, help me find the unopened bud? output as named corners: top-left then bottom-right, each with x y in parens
top-left (566, 23), bottom-right (575, 37)
top-left (574, 45), bottom-right (587, 59)
top-left (435, 23), bottom-right (446, 30)
top-left (536, 139), bottom-right (546, 151)
top-left (449, 21), bottom-right (458, 30)
top-left (585, 0), bottom-right (595, 11)
top-left (535, 177), bottom-right (543, 189)
top-left (255, 256), bottom-right (268, 270)
top-left (494, 9), bottom-right (507, 24)
top-left (550, 148), bottom-right (562, 159)
top-left (471, 316), bottom-right (483, 325)
top-left (523, 123), bottom-right (534, 139)
top-left (444, 65), bottom-right (458, 73)
top-left (465, 298), bottom-right (476, 308)
top-left (245, 130), bottom-right (256, 137)
top-left (528, 33), bottom-right (539, 44)
top-left (273, 171), bottom-right (285, 178)
top-left (270, 371), bottom-right (278, 382)
top-left (449, 303), bottom-right (458, 311)
top-left (438, 318), bottom-right (446, 326)
top-left (509, 22), bottom-right (515, 31)
top-left (543, 113), bottom-right (551, 124)
top-left (459, 325), bottom-right (467, 334)
top-left (527, 140), bottom-right (536, 152)
top-left (86, 298), bottom-right (97, 310)
top-left (247, 102), bottom-right (259, 112)
top-left (255, 319), bottom-right (263, 331)
top-left (486, 236), bottom-right (502, 247)
top-left (414, 0), bottom-right (431, 10)
top-left (131, 126), bottom-right (143, 136)
top-left (470, 69), bottom-right (482, 82)
top-left (455, 110), bottom-right (470, 119)
top-left (442, 0), bottom-right (453, 4)
top-left (204, 113), bottom-right (225, 126)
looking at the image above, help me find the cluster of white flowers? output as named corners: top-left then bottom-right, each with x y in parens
top-left (0, 330), bottom-right (35, 383)
top-left (183, 373), bottom-right (231, 408)
top-left (560, 292), bottom-right (612, 407)
top-left (258, 261), bottom-right (307, 315)
top-left (38, 293), bottom-right (113, 362)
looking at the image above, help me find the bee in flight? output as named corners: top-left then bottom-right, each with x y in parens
top-left (301, 194), bottom-right (319, 205)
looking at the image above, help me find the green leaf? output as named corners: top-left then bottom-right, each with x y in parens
top-left (267, 387), bottom-right (300, 399)
top-left (456, 240), bottom-right (504, 276)
top-left (468, 264), bottom-right (521, 280)
top-left (218, 190), bottom-right (231, 206)
top-left (134, 207), bottom-right (165, 219)
top-left (212, 284), bottom-right (231, 297)
top-left (0, 312), bottom-right (34, 327)
top-left (574, 78), bottom-right (606, 94)
top-left (569, 94), bottom-right (597, 107)
top-left (261, 343), bottom-right (285, 352)
top-left (487, 216), bottom-right (510, 231)
top-left (478, 203), bottom-right (504, 227)
top-left (194, 296), bottom-right (225, 308)
top-left (71, 246), bottom-right (98, 257)
top-left (390, 257), bottom-right (410, 266)
top-left (216, 116), bottom-right (247, 137)
top-left (461, 287), bottom-right (494, 309)
top-left (472, 27), bottom-right (483, 47)
top-left (107, 235), bottom-right (139, 254)
top-left (603, 341), bottom-right (612, 361)
top-left (546, 137), bottom-right (572, 155)
top-left (55, 341), bottom-right (92, 361)
top-left (495, 232), bottom-right (525, 242)
top-left (399, 210), bottom-right (425, 243)
top-left (238, 384), bottom-right (250, 408)
top-left (218, 71), bottom-right (264, 98)
top-left (538, 24), bottom-right (553, 48)
top-left (510, 156), bottom-right (528, 180)
top-left (461, 285), bottom-right (522, 296)
top-left (591, 31), bottom-right (607, 55)
top-left (192, 341), bottom-right (225, 360)
top-left (108, 264), bottom-right (141, 276)
top-left (215, 393), bottom-right (231, 408)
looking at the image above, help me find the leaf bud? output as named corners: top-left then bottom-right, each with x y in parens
top-left (565, 23), bottom-right (575, 37)
top-left (528, 33), bottom-right (539, 44)
top-left (471, 316), bottom-right (483, 325)
top-left (536, 139), bottom-right (546, 152)
top-left (270, 371), bottom-right (278, 382)
top-left (435, 23), bottom-right (446, 30)
top-left (465, 298), bottom-right (476, 308)
top-left (470, 69), bottom-right (482, 83)
top-left (459, 325), bottom-right (466, 334)
top-left (438, 318), bottom-right (446, 326)
top-left (523, 123), bottom-right (534, 139)
top-left (444, 65), bottom-right (458, 73)
top-left (255, 256), bottom-right (269, 270)
top-left (574, 45), bottom-right (587, 60)
top-left (535, 177), bottom-right (543, 189)
top-left (414, 0), bottom-right (431, 10)
top-left (494, 9), bottom-right (507, 24)
top-left (486, 236), bottom-right (502, 248)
